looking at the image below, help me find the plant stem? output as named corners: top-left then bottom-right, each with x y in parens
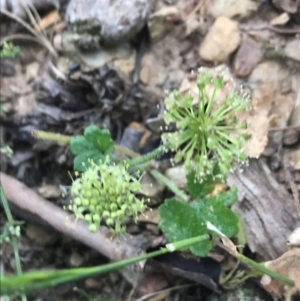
top-left (32, 130), bottom-right (71, 145)
top-left (215, 240), bottom-right (294, 287)
top-left (0, 186), bottom-right (27, 301)
top-left (150, 170), bottom-right (189, 202)
top-left (2, 234), bottom-right (210, 295)
top-left (239, 254), bottom-right (294, 286)
top-left (126, 145), bottom-right (166, 167)
top-left (32, 130), bottom-right (140, 158)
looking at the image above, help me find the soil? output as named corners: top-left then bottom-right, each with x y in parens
top-left (1, 0), bottom-right (300, 300)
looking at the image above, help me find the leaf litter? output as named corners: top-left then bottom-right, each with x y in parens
top-left (1, 0), bottom-right (300, 300)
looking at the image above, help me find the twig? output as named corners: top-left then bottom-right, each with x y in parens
top-left (0, 172), bottom-right (149, 283)
top-left (240, 23), bottom-right (300, 35)
top-left (183, 0), bottom-right (206, 22)
top-left (0, 34), bottom-right (46, 47)
top-left (0, 8), bottom-right (57, 57)
top-left (269, 125), bottom-right (300, 132)
top-left (134, 283), bottom-right (196, 301)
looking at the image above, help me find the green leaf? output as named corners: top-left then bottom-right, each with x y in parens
top-left (186, 170), bottom-right (215, 199)
top-left (191, 201), bottom-right (238, 238)
top-left (159, 187), bottom-right (239, 257)
top-left (159, 199), bottom-right (212, 257)
top-left (203, 187), bottom-right (238, 207)
top-left (69, 125), bottom-right (114, 172)
top-left (84, 126), bottom-right (114, 154)
top-left (69, 136), bottom-right (94, 155)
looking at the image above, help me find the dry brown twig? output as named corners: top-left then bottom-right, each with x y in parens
top-left (0, 7), bottom-right (73, 84)
top-left (269, 125), bottom-right (300, 131)
top-left (0, 8), bottom-right (58, 57)
top-left (0, 172), bottom-right (150, 284)
top-left (240, 23), bottom-right (300, 35)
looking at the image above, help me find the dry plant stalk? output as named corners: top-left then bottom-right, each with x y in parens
top-left (0, 172), bottom-right (149, 283)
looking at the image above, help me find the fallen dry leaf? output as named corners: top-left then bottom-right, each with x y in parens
top-left (36, 10), bottom-right (61, 31)
top-left (243, 61), bottom-right (296, 157)
top-left (287, 228), bottom-right (300, 247)
top-left (270, 12), bottom-right (290, 26)
top-left (261, 247), bottom-right (300, 300)
top-left (261, 228), bottom-right (300, 300)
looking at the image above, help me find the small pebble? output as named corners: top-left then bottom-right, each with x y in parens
top-left (283, 129), bottom-right (299, 146)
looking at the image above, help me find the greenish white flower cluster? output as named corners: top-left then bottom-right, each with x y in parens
top-left (70, 158), bottom-right (146, 234)
top-left (0, 223), bottom-right (21, 244)
top-left (162, 68), bottom-right (251, 181)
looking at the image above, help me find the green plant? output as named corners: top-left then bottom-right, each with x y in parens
top-left (8, 67), bottom-right (292, 295)
top-left (0, 42), bottom-right (21, 58)
top-left (69, 125), bottom-right (115, 172)
top-left (69, 157), bottom-right (146, 233)
top-left (31, 71), bottom-right (251, 242)
top-left (0, 144), bottom-right (13, 157)
top-left (1, 232), bottom-right (294, 295)
top-left (156, 169), bottom-right (239, 256)
top-left (0, 186), bottom-right (27, 301)
top-left (1, 235), bottom-right (211, 295)
top-left (162, 69), bottom-right (250, 181)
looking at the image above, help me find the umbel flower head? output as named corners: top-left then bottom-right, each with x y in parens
top-left (161, 67), bottom-right (251, 181)
top-left (69, 158), bottom-right (146, 234)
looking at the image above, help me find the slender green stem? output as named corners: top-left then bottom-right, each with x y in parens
top-left (0, 186), bottom-right (13, 222)
top-left (150, 170), bottom-right (189, 202)
top-left (166, 234), bottom-right (210, 251)
top-left (2, 234), bottom-right (210, 295)
top-left (215, 240), bottom-right (294, 287)
top-left (0, 186), bottom-right (27, 301)
top-left (205, 86), bottom-right (217, 116)
top-left (73, 287), bottom-right (94, 300)
top-left (239, 254), bottom-right (294, 286)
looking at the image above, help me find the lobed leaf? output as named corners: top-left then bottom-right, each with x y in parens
top-left (159, 187), bottom-right (238, 257)
top-left (159, 199), bottom-right (212, 256)
top-left (69, 125), bottom-right (114, 172)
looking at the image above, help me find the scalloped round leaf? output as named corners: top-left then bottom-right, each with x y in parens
top-left (69, 135), bottom-right (94, 155)
top-left (191, 201), bottom-right (239, 238)
top-left (84, 125), bottom-right (114, 154)
top-left (159, 199), bottom-right (212, 257)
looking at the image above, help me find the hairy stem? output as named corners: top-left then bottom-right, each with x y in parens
top-left (32, 130), bottom-right (140, 158)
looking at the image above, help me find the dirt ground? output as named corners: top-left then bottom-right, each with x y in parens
top-left (1, 0), bottom-right (300, 300)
